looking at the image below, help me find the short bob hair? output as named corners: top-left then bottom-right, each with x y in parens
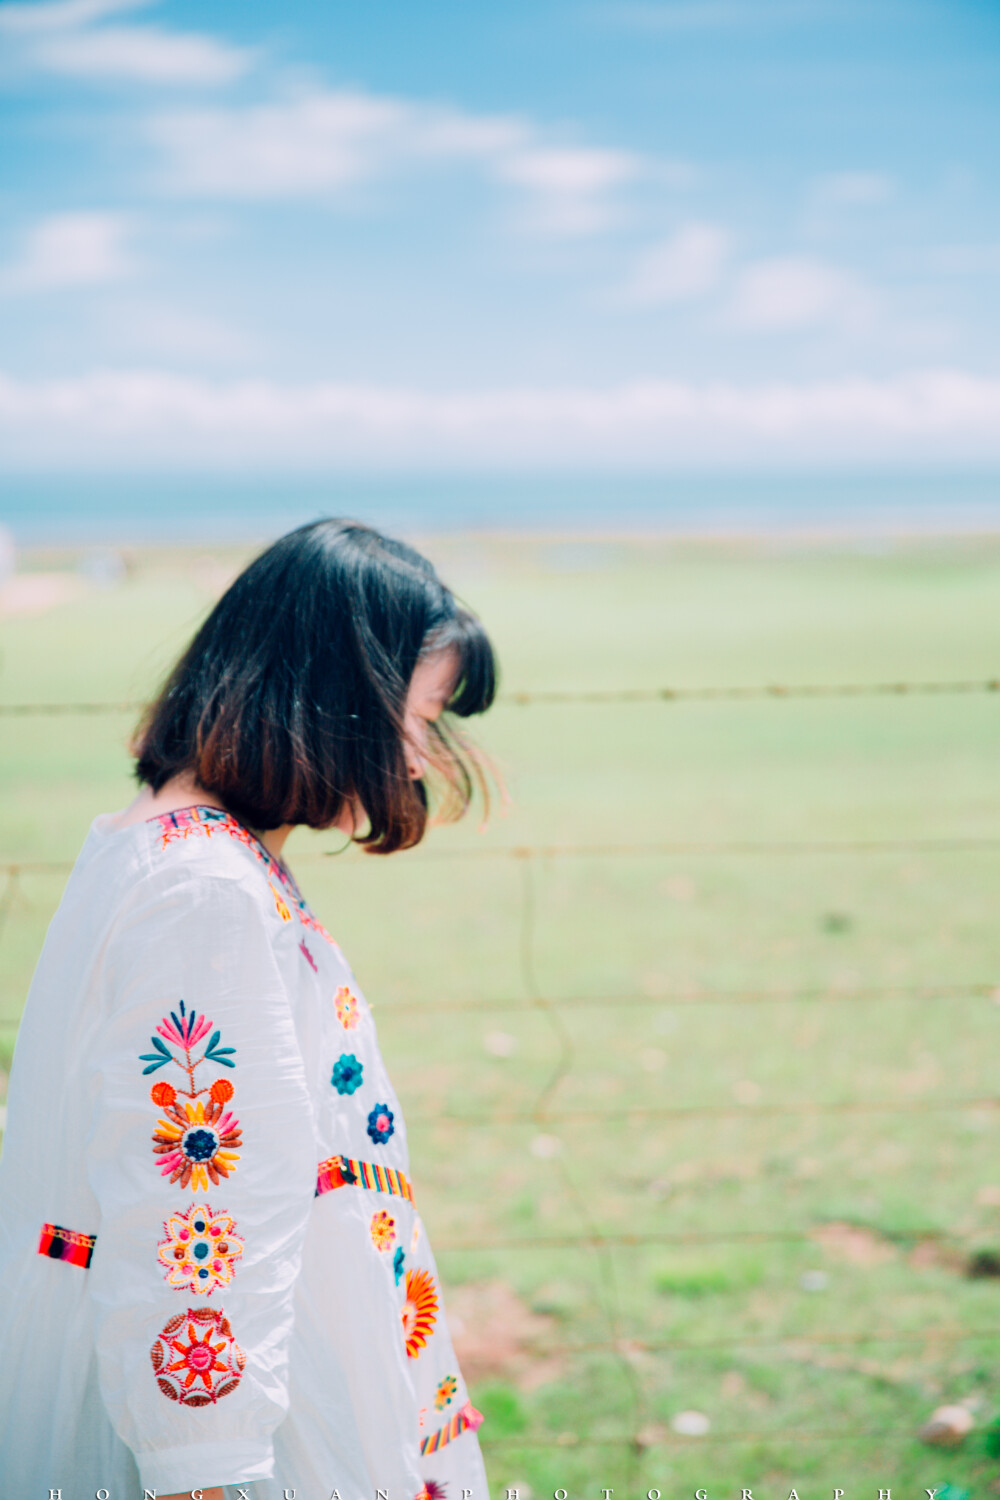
top-left (132, 519), bottom-right (498, 854)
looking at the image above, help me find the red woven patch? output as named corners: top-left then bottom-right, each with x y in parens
top-left (38, 1223), bottom-right (96, 1269)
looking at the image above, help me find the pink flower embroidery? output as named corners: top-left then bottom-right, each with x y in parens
top-left (156, 1008), bottom-right (213, 1052)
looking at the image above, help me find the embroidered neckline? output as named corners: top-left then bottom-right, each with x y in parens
top-left (150, 804), bottom-right (297, 889)
top-left (151, 805), bottom-right (337, 947)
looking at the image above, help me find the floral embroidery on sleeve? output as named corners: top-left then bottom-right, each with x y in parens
top-left (139, 997), bottom-right (247, 1403)
top-left (151, 1090), bottom-right (242, 1192)
top-left (139, 1002), bottom-right (242, 1189)
top-left (140, 999), bottom-right (236, 1079)
top-left (157, 1204), bottom-right (244, 1294)
top-left (150, 1306), bottom-right (246, 1405)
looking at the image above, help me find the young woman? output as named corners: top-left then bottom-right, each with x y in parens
top-left (0, 520), bottom-right (497, 1500)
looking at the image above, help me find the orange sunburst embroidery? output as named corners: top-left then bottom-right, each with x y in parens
top-left (401, 1267), bottom-right (438, 1358)
top-left (150, 1305), bottom-right (245, 1406)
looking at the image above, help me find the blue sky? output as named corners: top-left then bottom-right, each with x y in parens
top-left (0, 0), bottom-right (998, 473)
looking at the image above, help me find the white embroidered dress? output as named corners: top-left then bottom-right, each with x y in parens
top-left (0, 806), bottom-right (488, 1499)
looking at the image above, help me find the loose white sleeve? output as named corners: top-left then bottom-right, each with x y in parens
top-left (84, 867), bottom-right (316, 1493)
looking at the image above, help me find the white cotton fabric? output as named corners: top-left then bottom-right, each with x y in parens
top-left (0, 806), bottom-right (489, 1500)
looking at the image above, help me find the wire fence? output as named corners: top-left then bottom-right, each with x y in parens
top-left (2, 676), bottom-right (1000, 715)
top-left (4, 833), bottom-right (1000, 877)
top-left (2, 675), bottom-right (999, 1471)
top-left (433, 1228), bottom-right (956, 1250)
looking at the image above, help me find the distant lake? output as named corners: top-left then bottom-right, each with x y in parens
top-left (2, 470), bottom-right (999, 544)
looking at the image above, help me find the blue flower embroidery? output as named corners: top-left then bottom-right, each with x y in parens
top-left (367, 1102), bottom-right (394, 1144)
top-left (393, 1246), bottom-right (405, 1285)
top-left (331, 1054), bottom-right (364, 1096)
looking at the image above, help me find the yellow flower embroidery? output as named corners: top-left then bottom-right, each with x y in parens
top-left (334, 985), bottom-right (360, 1030)
top-left (370, 1209), bottom-right (396, 1251)
top-left (435, 1374), bottom-right (458, 1409)
top-left (157, 1203), bottom-right (244, 1295)
top-left (152, 1097), bottom-right (242, 1194)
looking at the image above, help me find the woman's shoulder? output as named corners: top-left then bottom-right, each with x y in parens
top-left (69, 802), bottom-right (338, 959)
top-left (77, 804), bottom-right (279, 916)
top-left (147, 805), bottom-right (274, 872)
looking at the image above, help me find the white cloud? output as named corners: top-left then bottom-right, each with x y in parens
top-left (623, 222), bottom-right (729, 304)
top-left (498, 146), bottom-right (640, 235)
top-left (0, 368), bottom-right (997, 468)
top-left (0, 0), bottom-right (145, 34)
top-left (0, 213), bottom-right (134, 290)
top-left (730, 256), bottom-right (875, 331)
top-left (3, 12), bottom-right (639, 230)
top-left (149, 92), bottom-right (407, 196)
top-left (1, 0), bottom-right (250, 86)
top-left (148, 87), bottom-right (640, 236)
top-left (32, 23), bottom-right (250, 83)
top-left (404, 109), bottom-right (527, 160)
top-left (500, 147), bottom-right (637, 195)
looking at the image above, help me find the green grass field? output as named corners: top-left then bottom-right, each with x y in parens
top-left (3, 531), bottom-right (1000, 1493)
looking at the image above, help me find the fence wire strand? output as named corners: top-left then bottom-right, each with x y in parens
top-left (370, 980), bottom-right (1000, 1014)
top-left (422, 1094), bottom-right (1000, 1127)
top-left (433, 1227), bottom-right (953, 1251)
top-left (508, 678), bottom-right (1000, 703)
top-left (3, 677), bottom-right (1000, 714)
top-left (478, 1425), bottom-right (936, 1450)
top-left (5, 835), bottom-right (1000, 882)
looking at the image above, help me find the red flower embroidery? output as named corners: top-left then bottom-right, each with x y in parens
top-left (150, 1305), bottom-right (245, 1406)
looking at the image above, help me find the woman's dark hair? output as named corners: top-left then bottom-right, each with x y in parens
top-left (132, 519), bottom-right (498, 853)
